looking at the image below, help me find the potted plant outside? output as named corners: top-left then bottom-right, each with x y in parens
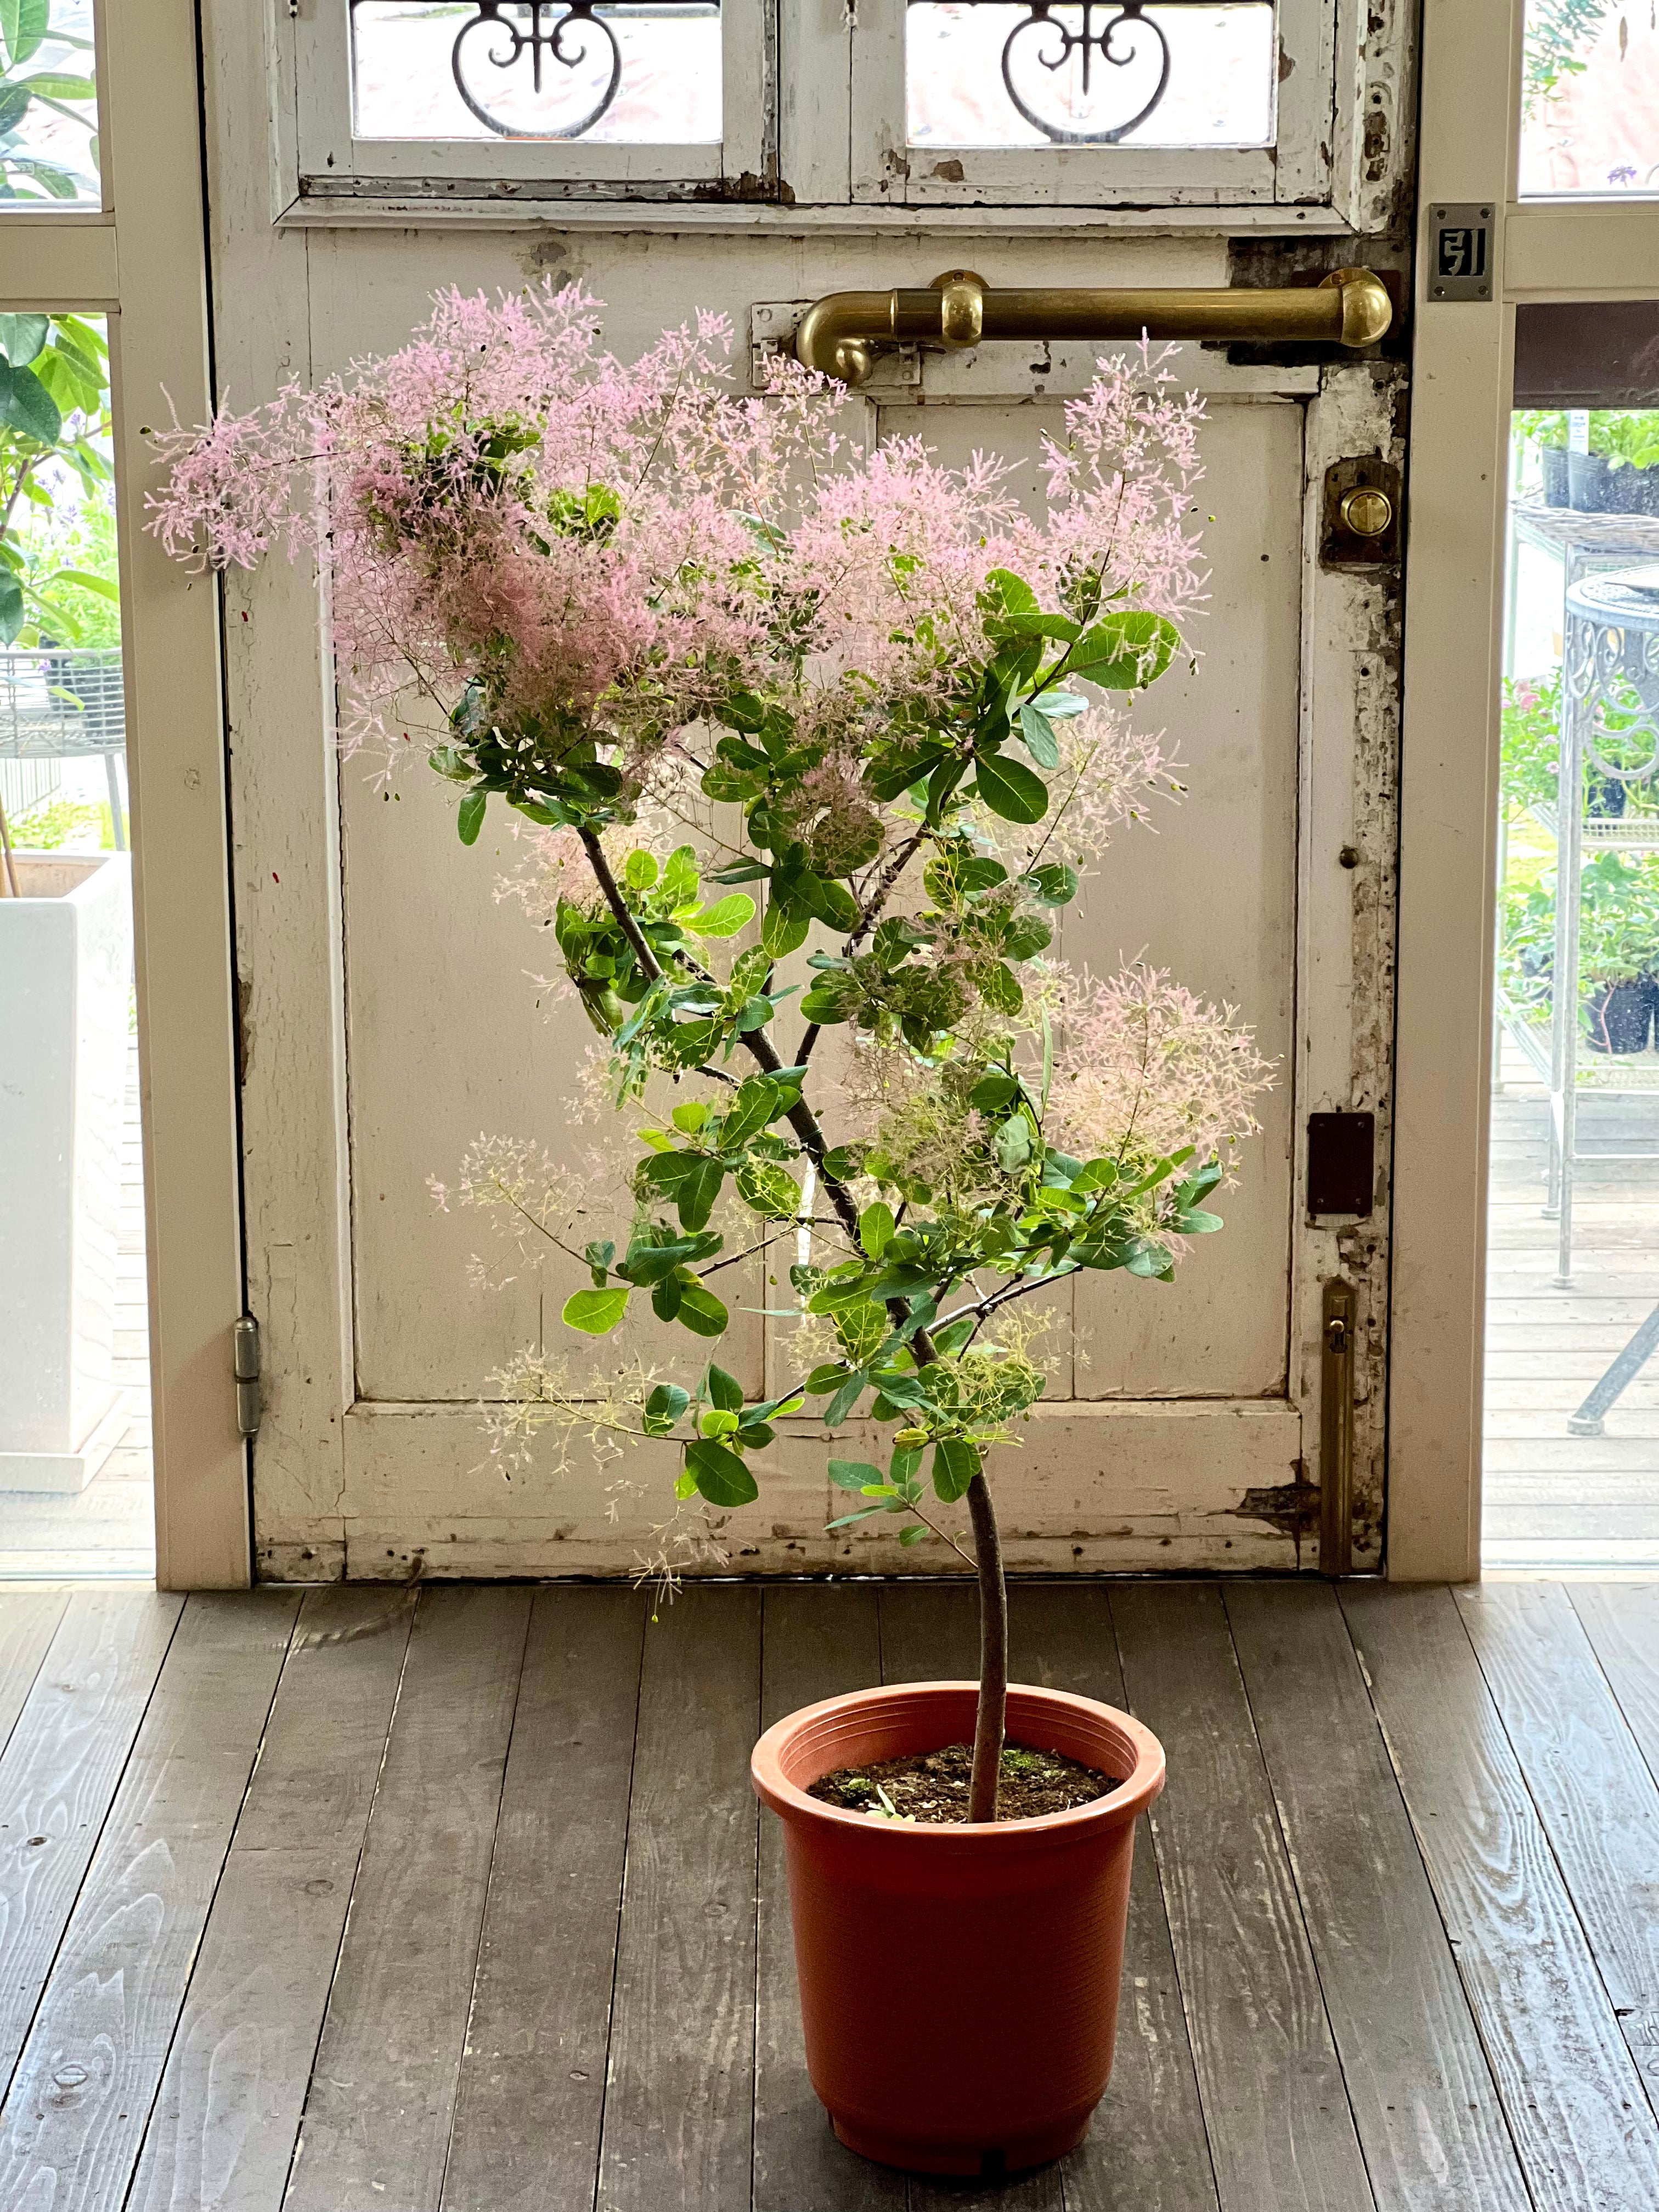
top-left (151, 284), bottom-right (1272, 2175)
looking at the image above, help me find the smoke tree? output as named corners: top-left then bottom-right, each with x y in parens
top-left (152, 282), bottom-right (1269, 1822)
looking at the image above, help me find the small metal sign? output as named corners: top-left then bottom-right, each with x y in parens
top-left (1427, 204), bottom-right (1494, 301)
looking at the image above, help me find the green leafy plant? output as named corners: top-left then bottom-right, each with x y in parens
top-left (0, 310), bottom-right (114, 644)
top-left (154, 285), bottom-right (1274, 1825)
top-left (1522, 0), bottom-right (1612, 119)
top-left (0, 0), bottom-right (97, 201)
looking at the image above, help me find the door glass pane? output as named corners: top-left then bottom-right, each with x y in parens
top-left (351, 0), bottom-right (722, 145)
top-left (1488, 301), bottom-right (1659, 1572)
top-left (1520, 0), bottom-right (1659, 197)
top-left (1, 0), bottom-right (100, 205)
top-left (907, 1), bottom-right (1276, 153)
top-left (0, 314), bottom-right (153, 1580)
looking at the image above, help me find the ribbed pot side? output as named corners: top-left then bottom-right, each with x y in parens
top-left (751, 1680), bottom-right (1166, 2177)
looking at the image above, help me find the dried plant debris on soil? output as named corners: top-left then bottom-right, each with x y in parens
top-left (808, 1741), bottom-right (1120, 1824)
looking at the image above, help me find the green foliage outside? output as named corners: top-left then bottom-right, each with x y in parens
top-left (8, 791), bottom-right (116, 849)
top-left (1522, 0), bottom-right (1611, 120)
top-left (0, 0), bottom-right (97, 201)
top-left (1515, 411), bottom-right (1659, 470)
top-left (0, 310), bottom-right (116, 644)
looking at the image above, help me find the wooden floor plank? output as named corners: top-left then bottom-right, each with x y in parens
top-left (125, 1585), bottom-right (416, 2212)
top-left (1110, 1583), bottom-right (1375, 2212)
top-left (1457, 1582), bottom-right (1659, 2118)
top-left (283, 1584), bottom-right (532, 2212)
top-left (0, 1590), bottom-right (69, 1760)
top-left (1342, 1584), bottom-right (1659, 2211)
top-left (441, 1585), bottom-right (647, 2212)
top-left (1571, 1583), bottom-right (1659, 1787)
top-left (753, 1583), bottom-right (900, 2212)
top-left (1223, 1582), bottom-right (1529, 2212)
top-left (596, 1585), bottom-right (761, 2212)
top-left (877, 1579), bottom-right (979, 1686)
top-left (0, 1589), bottom-right (185, 2093)
top-left (0, 1590), bottom-right (300, 2212)
top-left (1007, 1583), bottom-right (1218, 2212)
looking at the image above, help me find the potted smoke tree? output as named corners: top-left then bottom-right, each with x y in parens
top-left (152, 282), bottom-right (1269, 2175)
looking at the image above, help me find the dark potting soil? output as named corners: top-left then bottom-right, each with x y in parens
top-left (808, 1740), bottom-right (1120, 1823)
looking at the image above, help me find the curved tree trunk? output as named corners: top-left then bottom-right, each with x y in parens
top-left (965, 1471), bottom-right (1007, 1822)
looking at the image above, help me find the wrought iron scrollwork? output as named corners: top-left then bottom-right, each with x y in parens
top-left (921, 0), bottom-right (1251, 149)
top-left (352, 0), bottom-right (717, 143)
top-left (450, 1), bottom-right (622, 140)
top-left (1000, 1), bottom-right (1168, 146)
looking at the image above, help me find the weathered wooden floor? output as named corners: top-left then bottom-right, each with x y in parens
top-left (2, 1578), bottom-right (1658, 2210)
top-left (1487, 1074), bottom-right (1659, 1569)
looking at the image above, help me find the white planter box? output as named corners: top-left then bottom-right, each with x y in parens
top-left (0, 852), bottom-right (134, 1491)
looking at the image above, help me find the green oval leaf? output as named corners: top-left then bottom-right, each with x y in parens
top-left (685, 1437), bottom-right (759, 1508)
top-left (456, 789), bottom-right (487, 845)
top-left (973, 752), bottom-right (1049, 826)
top-left (932, 1437), bottom-right (980, 1503)
top-left (561, 1287), bottom-right (629, 1336)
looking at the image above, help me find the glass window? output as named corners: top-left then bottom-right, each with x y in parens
top-left (1487, 301), bottom-right (1659, 1572)
top-left (349, 0), bottom-right (722, 147)
top-left (1520, 0), bottom-right (1659, 197)
top-left (0, 314), bottom-right (154, 1579)
top-left (1, 0), bottom-right (99, 205)
top-left (906, 0), bottom-right (1276, 154)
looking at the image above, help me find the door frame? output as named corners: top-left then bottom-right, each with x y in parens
top-left (0, 0), bottom-right (250, 1587)
top-left (202, 0), bottom-right (1416, 1583)
top-left (1389, 0), bottom-right (1659, 1578)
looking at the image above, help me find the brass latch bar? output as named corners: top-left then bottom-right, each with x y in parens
top-left (1319, 1279), bottom-right (1357, 1577)
top-left (793, 267), bottom-right (1393, 386)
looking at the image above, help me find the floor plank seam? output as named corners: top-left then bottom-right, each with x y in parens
top-left (276, 1585), bottom-right (421, 2211)
top-left (435, 1587), bottom-right (538, 2212)
top-left (1565, 1587), bottom-right (1659, 1803)
top-left (0, 1593), bottom-right (69, 1768)
top-left (113, 1591), bottom-right (309, 2212)
top-left (1452, 1589), bottom-right (1659, 2148)
top-left (1334, 1595), bottom-right (1546, 2212)
top-left (0, 1588), bottom-right (191, 2126)
top-left (1215, 1587), bottom-right (1384, 2212)
top-left (1098, 1592), bottom-right (1226, 2212)
top-left (590, 1594), bottom-right (650, 2212)
top-left (1098, 1588), bottom-right (1249, 2212)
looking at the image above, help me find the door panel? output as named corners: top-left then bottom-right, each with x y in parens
top-left (202, 3), bottom-right (1410, 1578)
top-left (878, 400), bottom-right (1301, 1400)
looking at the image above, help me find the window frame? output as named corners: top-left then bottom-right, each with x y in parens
top-left (274, 0), bottom-right (1380, 224)
top-left (290, 0), bottom-right (773, 200)
top-left (850, 0), bottom-right (1339, 210)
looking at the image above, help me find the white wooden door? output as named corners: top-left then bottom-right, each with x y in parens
top-left (202, 0), bottom-right (1413, 1582)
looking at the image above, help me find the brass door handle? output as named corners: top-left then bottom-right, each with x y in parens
top-left (793, 267), bottom-right (1393, 386)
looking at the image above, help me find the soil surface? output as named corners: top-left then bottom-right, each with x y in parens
top-left (808, 1740), bottom-right (1120, 1823)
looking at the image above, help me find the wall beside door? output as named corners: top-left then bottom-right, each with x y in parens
top-left (201, 0), bottom-right (1418, 1582)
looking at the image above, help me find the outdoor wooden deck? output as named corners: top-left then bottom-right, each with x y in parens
top-left (0, 1576), bottom-right (1656, 2210)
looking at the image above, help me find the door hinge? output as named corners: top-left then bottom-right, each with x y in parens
top-left (233, 1314), bottom-right (262, 1440)
top-left (1319, 1280), bottom-right (1357, 1577)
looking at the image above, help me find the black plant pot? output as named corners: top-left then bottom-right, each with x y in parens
top-left (1610, 461), bottom-right (1659, 517)
top-left (1588, 772), bottom-right (1628, 819)
top-left (1584, 977), bottom-right (1654, 1054)
top-left (1542, 446), bottom-right (1570, 507)
top-left (1570, 450), bottom-right (1615, 511)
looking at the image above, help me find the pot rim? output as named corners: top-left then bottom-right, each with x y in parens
top-left (751, 1678), bottom-right (1165, 1839)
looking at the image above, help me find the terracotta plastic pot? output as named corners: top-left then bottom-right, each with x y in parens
top-left (752, 1679), bottom-right (1165, 2176)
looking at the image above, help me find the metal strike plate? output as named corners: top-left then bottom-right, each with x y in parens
top-left (1307, 1110), bottom-right (1375, 1218)
top-left (1319, 458), bottom-right (1402, 569)
top-left (749, 301), bottom-right (919, 390)
top-left (1319, 1278), bottom-right (1358, 1577)
top-left (1426, 202), bottom-right (1495, 301)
